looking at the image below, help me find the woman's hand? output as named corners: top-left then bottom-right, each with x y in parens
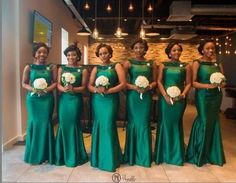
top-left (206, 84), bottom-right (218, 89)
top-left (164, 94), bottom-right (172, 105)
top-left (63, 84), bottom-right (73, 92)
top-left (96, 86), bottom-right (106, 94)
top-left (179, 93), bottom-right (186, 100)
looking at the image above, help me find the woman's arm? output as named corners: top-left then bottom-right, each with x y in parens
top-left (219, 63), bottom-right (227, 88)
top-left (57, 67), bottom-right (70, 92)
top-left (192, 61), bottom-right (217, 89)
top-left (148, 61), bottom-right (157, 91)
top-left (180, 64), bottom-right (191, 99)
top-left (88, 66), bottom-right (104, 94)
top-left (22, 65), bottom-right (34, 91)
top-left (123, 60), bottom-right (137, 90)
top-left (45, 64), bottom-right (57, 92)
top-left (157, 63), bottom-right (171, 104)
top-left (72, 69), bottom-right (89, 93)
top-left (106, 63), bottom-right (126, 94)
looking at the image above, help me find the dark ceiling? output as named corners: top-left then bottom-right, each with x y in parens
top-left (68, 0), bottom-right (236, 40)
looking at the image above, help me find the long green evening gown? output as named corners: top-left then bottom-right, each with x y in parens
top-left (186, 60), bottom-right (226, 166)
top-left (55, 66), bottom-right (88, 167)
top-left (91, 63), bottom-right (123, 172)
top-left (24, 64), bottom-right (55, 164)
top-left (123, 59), bottom-right (153, 167)
top-left (154, 61), bottom-right (187, 166)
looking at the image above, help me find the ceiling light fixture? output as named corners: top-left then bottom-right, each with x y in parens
top-left (128, 2), bottom-right (134, 12)
top-left (106, 3), bottom-right (112, 12)
top-left (84, 1), bottom-right (90, 10)
top-left (146, 0), bottom-right (159, 37)
top-left (92, 0), bottom-right (99, 39)
top-left (147, 4), bottom-right (153, 12)
top-left (77, 26), bottom-right (91, 36)
top-left (115, 0), bottom-right (123, 38)
top-left (139, 0), bottom-right (145, 39)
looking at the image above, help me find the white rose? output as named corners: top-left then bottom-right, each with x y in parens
top-left (210, 72), bottom-right (226, 85)
top-left (62, 72), bottom-right (76, 84)
top-left (33, 78), bottom-right (48, 90)
top-left (135, 76), bottom-right (150, 100)
top-left (95, 75), bottom-right (110, 87)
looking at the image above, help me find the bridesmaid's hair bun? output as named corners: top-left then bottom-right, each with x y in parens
top-left (165, 42), bottom-right (183, 59)
top-left (131, 38), bottom-right (149, 53)
top-left (64, 42), bottom-right (82, 61)
top-left (33, 42), bottom-right (49, 57)
top-left (95, 43), bottom-right (113, 57)
top-left (198, 39), bottom-right (215, 55)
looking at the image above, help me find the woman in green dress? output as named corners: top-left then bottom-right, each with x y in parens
top-left (55, 44), bottom-right (88, 167)
top-left (123, 38), bottom-right (157, 167)
top-left (22, 42), bottom-right (57, 164)
top-left (186, 40), bottom-right (226, 166)
top-left (88, 43), bottom-right (126, 172)
top-left (154, 42), bottom-right (191, 166)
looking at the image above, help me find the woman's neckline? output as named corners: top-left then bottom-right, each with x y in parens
top-left (65, 64), bottom-right (79, 68)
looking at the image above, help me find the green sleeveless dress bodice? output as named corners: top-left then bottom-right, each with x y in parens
top-left (90, 63), bottom-right (123, 172)
top-left (55, 66), bottom-right (88, 167)
top-left (124, 59), bottom-right (153, 167)
top-left (186, 60), bottom-right (226, 166)
top-left (24, 64), bottom-right (55, 164)
top-left (154, 61), bottom-right (187, 165)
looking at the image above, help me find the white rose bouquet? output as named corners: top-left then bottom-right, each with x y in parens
top-left (210, 72), bottom-right (226, 91)
top-left (95, 75), bottom-right (110, 96)
top-left (135, 76), bottom-right (150, 100)
top-left (61, 72), bottom-right (76, 86)
top-left (31, 78), bottom-right (48, 96)
top-left (166, 86), bottom-right (181, 105)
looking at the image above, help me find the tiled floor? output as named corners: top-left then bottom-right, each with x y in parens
top-left (2, 104), bottom-right (236, 182)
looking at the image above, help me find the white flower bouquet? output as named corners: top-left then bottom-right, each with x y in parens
top-left (166, 86), bottom-right (181, 105)
top-left (210, 72), bottom-right (226, 91)
top-left (31, 78), bottom-right (48, 96)
top-left (95, 75), bottom-right (110, 96)
top-left (135, 76), bottom-right (149, 100)
top-left (62, 72), bottom-right (76, 86)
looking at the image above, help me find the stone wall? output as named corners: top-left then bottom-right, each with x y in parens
top-left (88, 37), bottom-right (201, 65)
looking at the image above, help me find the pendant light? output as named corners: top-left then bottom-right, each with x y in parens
top-left (139, 0), bottom-right (145, 39)
top-left (115, 0), bottom-right (122, 38)
top-left (92, 0), bottom-right (99, 39)
top-left (146, 0), bottom-right (159, 37)
top-left (77, 26), bottom-right (91, 36)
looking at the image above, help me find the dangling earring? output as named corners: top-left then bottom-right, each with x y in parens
top-left (169, 54), bottom-right (172, 58)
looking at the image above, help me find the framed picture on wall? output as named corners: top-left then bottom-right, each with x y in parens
top-left (33, 10), bottom-right (53, 47)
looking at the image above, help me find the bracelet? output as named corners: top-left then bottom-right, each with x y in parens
top-left (94, 88), bottom-right (97, 93)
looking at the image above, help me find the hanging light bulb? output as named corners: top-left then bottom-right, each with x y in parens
top-left (140, 27), bottom-right (146, 39)
top-left (84, 2), bottom-right (90, 10)
top-left (107, 3), bottom-right (112, 12)
top-left (128, 2), bottom-right (134, 12)
top-left (115, 27), bottom-right (122, 38)
top-left (147, 4), bottom-right (153, 12)
top-left (93, 28), bottom-right (99, 39)
top-left (139, 0), bottom-right (145, 38)
top-left (93, 0), bottom-right (99, 39)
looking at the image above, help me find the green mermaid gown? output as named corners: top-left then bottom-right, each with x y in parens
top-left (55, 66), bottom-right (88, 167)
top-left (124, 59), bottom-right (153, 167)
top-left (24, 64), bottom-right (55, 164)
top-left (186, 60), bottom-right (226, 166)
top-left (91, 63), bottom-right (123, 172)
top-left (154, 61), bottom-right (187, 166)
